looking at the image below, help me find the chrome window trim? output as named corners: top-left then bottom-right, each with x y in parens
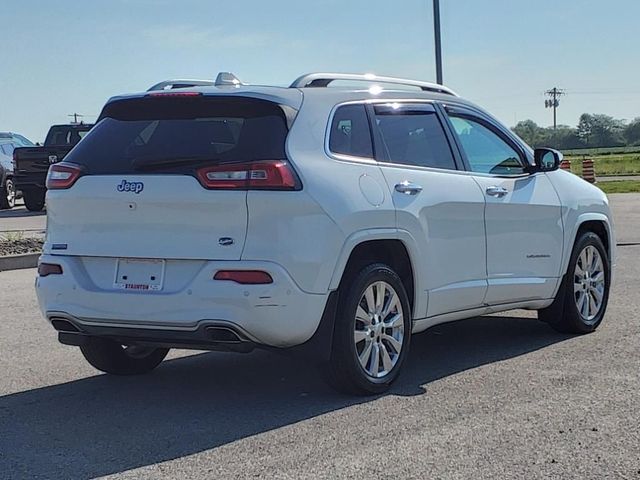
top-left (325, 98), bottom-right (450, 167)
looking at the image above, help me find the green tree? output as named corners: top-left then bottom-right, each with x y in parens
top-left (577, 113), bottom-right (594, 146)
top-left (512, 119), bottom-right (543, 146)
top-left (577, 113), bottom-right (625, 148)
top-left (624, 118), bottom-right (640, 146)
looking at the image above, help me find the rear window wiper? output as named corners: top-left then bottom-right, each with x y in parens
top-left (132, 156), bottom-right (223, 171)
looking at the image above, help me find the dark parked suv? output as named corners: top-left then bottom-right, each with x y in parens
top-left (0, 132), bottom-right (34, 209)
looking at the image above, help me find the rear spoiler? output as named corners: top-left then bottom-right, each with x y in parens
top-left (147, 73), bottom-right (244, 91)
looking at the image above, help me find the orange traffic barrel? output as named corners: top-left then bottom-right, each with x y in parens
top-left (582, 158), bottom-right (596, 183)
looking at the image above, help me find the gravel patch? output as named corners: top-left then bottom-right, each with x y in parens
top-left (0, 238), bottom-right (44, 256)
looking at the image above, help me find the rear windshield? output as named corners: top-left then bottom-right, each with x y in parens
top-left (64, 96), bottom-right (289, 175)
top-left (45, 126), bottom-right (92, 146)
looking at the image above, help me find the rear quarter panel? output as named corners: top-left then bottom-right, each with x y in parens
top-left (264, 93), bottom-right (398, 295)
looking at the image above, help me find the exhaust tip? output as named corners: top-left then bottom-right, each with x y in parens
top-left (205, 326), bottom-right (244, 343)
top-left (51, 318), bottom-right (80, 333)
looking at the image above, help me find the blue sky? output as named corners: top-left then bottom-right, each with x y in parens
top-left (2, 0), bottom-right (639, 141)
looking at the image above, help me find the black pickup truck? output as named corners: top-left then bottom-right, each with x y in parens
top-left (13, 123), bottom-right (93, 211)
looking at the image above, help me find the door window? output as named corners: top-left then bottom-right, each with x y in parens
top-left (373, 104), bottom-right (456, 170)
top-left (448, 115), bottom-right (525, 175)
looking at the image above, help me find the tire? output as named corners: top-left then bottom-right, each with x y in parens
top-left (539, 231), bottom-right (611, 334)
top-left (327, 263), bottom-right (412, 395)
top-left (23, 188), bottom-right (46, 211)
top-left (80, 337), bottom-right (169, 375)
top-left (0, 178), bottom-right (16, 209)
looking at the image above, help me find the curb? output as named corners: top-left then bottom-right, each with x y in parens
top-left (0, 253), bottom-right (40, 272)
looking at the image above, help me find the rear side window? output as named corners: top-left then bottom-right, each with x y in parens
top-left (328, 104), bottom-right (373, 158)
top-left (373, 104), bottom-right (456, 170)
top-left (0, 143), bottom-right (14, 155)
top-left (64, 96), bottom-right (289, 175)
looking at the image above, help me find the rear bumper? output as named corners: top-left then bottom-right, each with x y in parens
top-left (36, 254), bottom-right (329, 348)
top-left (51, 313), bottom-right (256, 353)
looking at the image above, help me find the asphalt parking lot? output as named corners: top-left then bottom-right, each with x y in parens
top-left (0, 197), bottom-right (639, 479)
top-left (0, 199), bottom-right (45, 235)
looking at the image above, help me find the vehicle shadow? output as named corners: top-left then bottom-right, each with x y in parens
top-left (0, 314), bottom-right (571, 479)
top-left (0, 206), bottom-right (45, 219)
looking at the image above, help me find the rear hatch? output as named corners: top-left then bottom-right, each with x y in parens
top-left (45, 94), bottom-right (294, 261)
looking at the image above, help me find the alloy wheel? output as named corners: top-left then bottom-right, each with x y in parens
top-left (573, 245), bottom-right (606, 323)
top-left (353, 281), bottom-right (404, 378)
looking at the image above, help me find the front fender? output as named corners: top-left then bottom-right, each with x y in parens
top-left (564, 212), bottom-right (615, 275)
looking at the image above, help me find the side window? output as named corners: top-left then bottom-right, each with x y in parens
top-left (328, 104), bottom-right (373, 158)
top-left (373, 105), bottom-right (456, 170)
top-left (1, 143), bottom-right (15, 155)
top-left (448, 115), bottom-right (525, 175)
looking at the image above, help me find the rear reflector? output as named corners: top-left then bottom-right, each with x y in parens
top-left (38, 263), bottom-right (63, 277)
top-left (213, 270), bottom-right (273, 284)
top-left (196, 161), bottom-right (300, 190)
top-left (46, 163), bottom-right (82, 189)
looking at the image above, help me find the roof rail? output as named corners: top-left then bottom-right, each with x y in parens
top-left (147, 79), bottom-right (215, 92)
top-left (290, 73), bottom-right (458, 96)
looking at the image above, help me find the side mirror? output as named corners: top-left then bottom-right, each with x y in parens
top-left (533, 147), bottom-right (562, 172)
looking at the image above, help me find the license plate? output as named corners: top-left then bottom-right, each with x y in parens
top-left (114, 258), bottom-right (165, 292)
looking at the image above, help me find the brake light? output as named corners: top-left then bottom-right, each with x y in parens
top-left (46, 163), bottom-right (82, 189)
top-left (213, 270), bottom-right (273, 284)
top-left (196, 161), bottom-right (299, 190)
top-left (146, 91), bottom-right (203, 97)
top-left (38, 263), bottom-right (63, 277)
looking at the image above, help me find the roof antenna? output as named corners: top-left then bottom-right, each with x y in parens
top-left (215, 72), bottom-right (243, 87)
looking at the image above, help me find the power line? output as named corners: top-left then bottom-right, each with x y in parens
top-left (544, 88), bottom-right (566, 130)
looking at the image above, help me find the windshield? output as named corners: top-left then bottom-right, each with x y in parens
top-left (45, 126), bottom-right (92, 146)
top-left (63, 96), bottom-right (289, 175)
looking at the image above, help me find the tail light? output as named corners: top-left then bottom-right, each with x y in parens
top-left (196, 161), bottom-right (300, 190)
top-left (214, 270), bottom-right (273, 284)
top-left (38, 263), bottom-right (63, 277)
top-left (46, 163), bottom-right (82, 190)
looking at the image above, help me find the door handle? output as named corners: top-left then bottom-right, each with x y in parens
top-left (395, 181), bottom-right (423, 195)
top-left (486, 186), bottom-right (509, 197)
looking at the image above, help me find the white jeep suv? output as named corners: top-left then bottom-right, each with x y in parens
top-left (36, 72), bottom-right (615, 394)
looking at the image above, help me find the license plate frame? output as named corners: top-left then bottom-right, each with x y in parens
top-left (113, 258), bottom-right (166, 292)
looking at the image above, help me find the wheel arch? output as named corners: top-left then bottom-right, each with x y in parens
top-left (328, 230), bottom-right (423, 319)
top-left (563, 213), bottom-right (614, 277)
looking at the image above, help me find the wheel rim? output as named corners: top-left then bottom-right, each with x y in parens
top-left (574, 245), bottom-right (606, 323)
top-left (354, 281), bottom-right (404, 378)
top-left (6, 180), bottom-right (15, 207)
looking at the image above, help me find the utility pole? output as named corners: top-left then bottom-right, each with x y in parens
top-left (68, 113), bottom-right (84, 124)
top-left (544, 88), bottom-right (565, 130)
top-left (433, 0), bottom-right (443, 85)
